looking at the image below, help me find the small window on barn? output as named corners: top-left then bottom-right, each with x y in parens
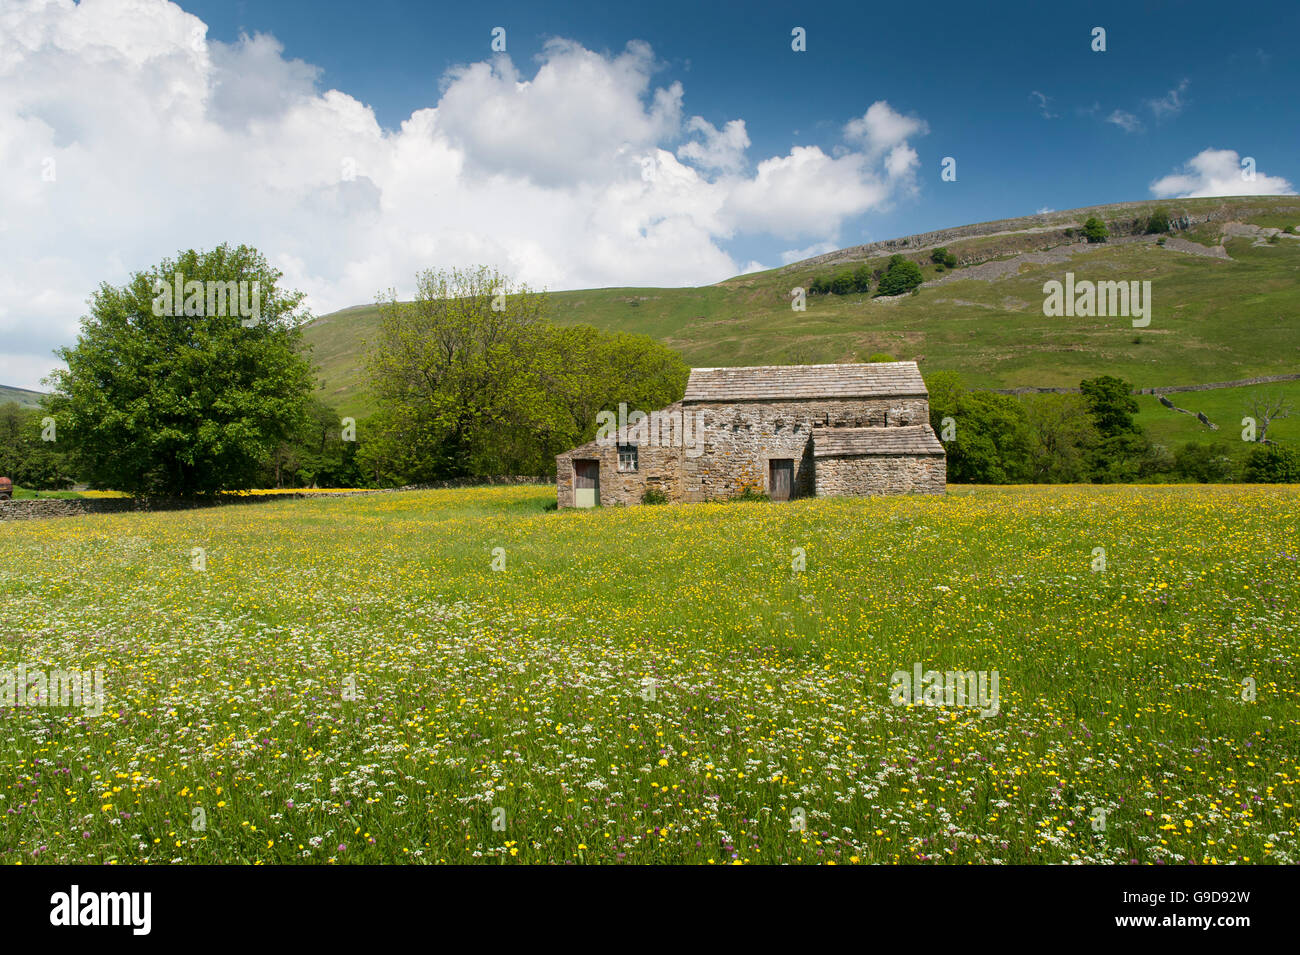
top-left (618, 444), bottom-right (638, 471)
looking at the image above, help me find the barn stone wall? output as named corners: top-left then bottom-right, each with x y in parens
top-left (555, 395), bottom-right (938, 507)
top-left (681, 397), bottom-right (929, 502)
top-left (814, 455), bottom-right (946, 497)
top-left (556, 441), bottom-right (684, 507)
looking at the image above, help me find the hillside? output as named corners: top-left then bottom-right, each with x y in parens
top-left (0, 384), bottom-right (46, 408)
top-left (304, 196), bottom-right (1300, 431)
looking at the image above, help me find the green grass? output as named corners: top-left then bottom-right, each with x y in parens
top-left (302, 197), bottom-right (1300, 414)
top-left (1136, 381), bottom-right (1300, 465)
top-left (1, 484), bottom-right (1296, 864)
top-left (8, 487), bottom-right (82, 500)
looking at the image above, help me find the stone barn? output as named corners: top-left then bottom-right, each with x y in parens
top-left (556, 362), bottom-right (945, 507)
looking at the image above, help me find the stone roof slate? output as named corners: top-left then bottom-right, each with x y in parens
top-left (812, 425), bottom-right (945, 457)
top-left (684, 362), bottom-right (927, 402)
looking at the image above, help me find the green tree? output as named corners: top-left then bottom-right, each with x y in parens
top-left (1080, 376), bottom-right (1139, 437)
top-left (852, 264), bottom-right (873, 293)
top-left (45, 245), bottom-right (313, 496)
top-left (362, 267), bottom-right (688, 483)
top-left (365, 266), bottom-right (551, 480)
top-left (1174, 441), bottom-right (1235, 483)
top-left (0, 402), bottom-right (74, 489)
top-left (877, 255), bottom-right (924, 296)
top-left (263, 395), bottom-right (363, 488)
top-left (1079, 375), bottom-right (1152, 482)
top-left (830, 271), bottom-right (855, 295)
top-left (1021, 393), bottom-right (1100, 483)
top-left (1242, 444), bottom-right (1300, 483)
top-left (926, 372), bottom-right (1033, 483)
top-left (1082, 217), bottom-right (1109, 243)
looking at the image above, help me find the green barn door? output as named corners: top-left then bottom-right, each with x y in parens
top-left (574, 460), bottom-right (600, 508)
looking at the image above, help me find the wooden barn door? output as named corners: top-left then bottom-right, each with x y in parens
top-left (769, 459), bottom-right (793, 501)
top-left (574, 460), bottom-right (600, 508)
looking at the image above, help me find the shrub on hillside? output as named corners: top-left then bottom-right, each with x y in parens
top-left (1145, 208), bottom-right (1172, 234)
top-left (930, 247), bottom-right (958, 268)
top-left (1083, 217), bottom-right (1109, 243)
top-left (852, 264), bottom-right (873, 293)
top-left (876, 255), bottom-right (924, 296)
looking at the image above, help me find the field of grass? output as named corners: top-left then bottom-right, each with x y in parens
top-left (1136, 381), bottom-right (1300, 466)
top-left (8, 487), bottom-right (83, 500)
top-left (302, 197), bottom-right (1300, 415)
top-left (1, 485), bottom-right (1296, 864)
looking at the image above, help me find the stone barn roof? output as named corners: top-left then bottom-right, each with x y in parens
top-left (812, 425), bottom-right (945, 457)
top-left (684, 362), bottom-right (927, 402)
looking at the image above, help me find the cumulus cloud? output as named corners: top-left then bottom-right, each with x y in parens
top-left (844, 101), bottom-right (929, 160)
top-left (676, 116), bottom-right (750, 174)
top-left (0, 0), bottom-right (929, 388)
top-left (1150, 148), bottom-right (1296, 198)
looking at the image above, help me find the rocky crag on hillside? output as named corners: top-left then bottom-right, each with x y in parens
top-left (781, 198), bottom-right (1300, 273)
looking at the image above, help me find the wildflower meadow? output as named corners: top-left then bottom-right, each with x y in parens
top-left (1, 485), bottom-right (1295, 864)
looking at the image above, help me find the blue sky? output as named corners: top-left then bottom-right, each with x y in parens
top-left (1, 0), bottom-right (1296, 388)
top-left (180, 0), bottom-right (1299, 262)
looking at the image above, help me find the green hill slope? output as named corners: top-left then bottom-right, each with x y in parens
top-left (0, 385), bottom-right (46, 409)
top-left (303, 196), bottom-right (1300, 417)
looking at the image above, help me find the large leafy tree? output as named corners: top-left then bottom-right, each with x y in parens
top-left (1021, 393), bottom-right (1100, 483)
top-left (1079, 375), bottom-right (1160, 482)
top-left (926, 371), bottom-right (1034, 483)
top-left (46, 245), bottom-right (314, 495)
top-left (360, 266), bottom-right (688, 483)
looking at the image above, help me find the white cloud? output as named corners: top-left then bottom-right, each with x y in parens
top-left (1106, 109), bottom-right (1143, 133)
top-left (1029, 91), bottom-right (1056, 119)
top-left (780, 241), bottom-right (838, 264)
top-left (1150, 148), bottom-right (1296, 198)
top-left (844, 101), bottom-right (929, 160)
top-left (0, 0), bottom-right (929, 389)
top-left (721, 147), bottom-right (891, 241)
top-left (1145, 79), bottom-right (1189, 121)
top-left (676, 116), bottom-right (750, 174)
